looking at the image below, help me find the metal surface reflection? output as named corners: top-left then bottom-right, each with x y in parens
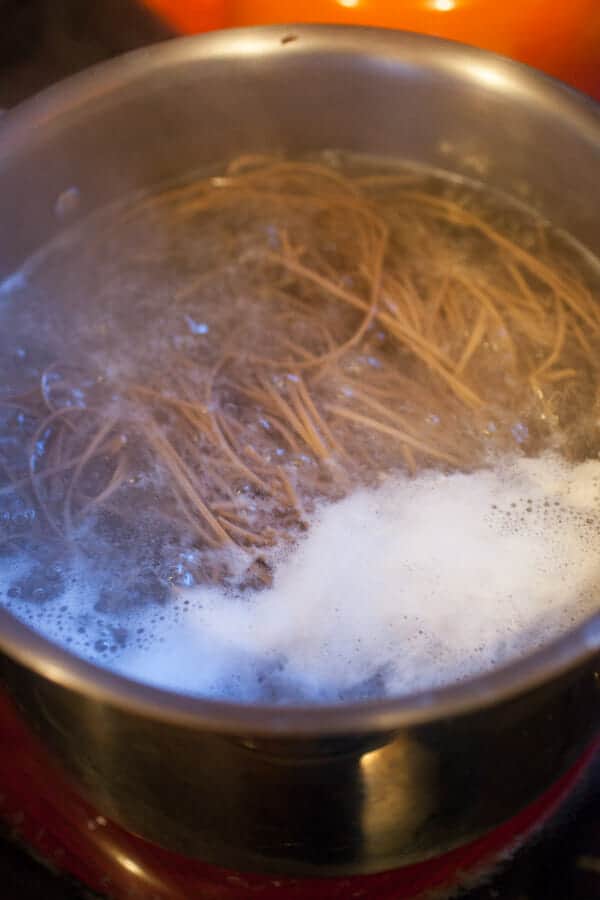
top-left (468, 62), bottom-right (513, 90)
top-left (360, 738), bottom-right (438, 859)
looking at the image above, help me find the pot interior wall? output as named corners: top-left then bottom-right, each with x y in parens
top-left (0, 26), bottom-right (598, 281)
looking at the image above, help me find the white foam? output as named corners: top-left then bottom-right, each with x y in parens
top-left (109, 453), bottom-right (600, 701)
top-left (2, 453), bottom-right (600, 703)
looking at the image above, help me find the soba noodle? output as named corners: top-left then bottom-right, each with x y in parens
top-left (0, 154), bottom-right (598, 701)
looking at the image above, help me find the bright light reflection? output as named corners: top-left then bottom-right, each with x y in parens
top-left (360, 748), bottom-right (381, 772)
top-left (117, 854), bottom-right (144, 877)
top-left (338, 0), bottom-right (360, 8)
top-left (470, 63), bottom-right (510, 90)
top-left (232, 36), bottom-right (274, 56)
top-left (40, 662), bottom-right (70, 684)
top-left (432, 0), bottom-right (456, 10)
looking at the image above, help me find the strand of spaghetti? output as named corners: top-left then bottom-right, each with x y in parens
top-left (290, 224), bottom-right (387, 372)
top-left (28, 407), bottom-right (89, 536)
top-left (259, 377), bottom-right (316, 449)
top-left (232, 384), bottom-right (303, 452)
top-left (276, 466), bottom-right (305, 518)
top-left (531, 298), bottom-right (567, 379)
top-left (170, 488), bottom-right (222, 548)
top-left (213, 411), bottom-right (273, 495)
top-left (400, 444), bottom-right (418, 477)
top-left (266, 250), bottom-right (483, 408)
top-left (287, 381), bottom-right (330, 460)
top-left (296, 376), bottom-right (348, 459)
top-left (349, 386), bottom-right (474, 464)
top-left (456, 306), bottom-right (488, 375)
top-left (400, 190), bottom-right (600, 330)
top-left (455, 275), bottom-right (517, 368)
top-left (64, 416), bottom-right (119, 537)
top-left (217, 516), bottom-right (273, 547)
top-left (145, 420), bottom-right (233, 546)
top-left (325, 405), bottom-right (463, 466)
top-left (569, 318), bottom-right (594, 359)
top-left (265, 250), bottom-right (450, 365)
top-left (539, 368), bottom-right (578, 383)
top-left (78, 453), bottom-right (129, 518)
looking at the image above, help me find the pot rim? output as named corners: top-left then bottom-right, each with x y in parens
top-left (0, 24), bottom-right (599, 736)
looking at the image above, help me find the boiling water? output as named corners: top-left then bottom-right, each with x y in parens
top-left (0, 154), bottom-right (599, 703)
top-left (49, 454), bottom-right (600, 702)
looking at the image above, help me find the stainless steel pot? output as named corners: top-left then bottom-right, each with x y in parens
top-left (0, 24), bottom-right (598, 878)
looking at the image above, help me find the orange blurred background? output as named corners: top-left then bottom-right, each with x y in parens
top-left (140, 0), bottom-right (600, 98)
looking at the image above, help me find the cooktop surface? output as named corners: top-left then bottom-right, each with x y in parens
top-left (0, 760), bottom-right (598, 899)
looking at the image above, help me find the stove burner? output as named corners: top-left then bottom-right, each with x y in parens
top-left (0, 693), bottom-right (596, 899)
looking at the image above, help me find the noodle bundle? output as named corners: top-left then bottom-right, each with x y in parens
top-left (0, 154), bottom-right (599, 699)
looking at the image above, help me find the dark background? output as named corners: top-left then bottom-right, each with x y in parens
top-left (0, 1), bottom-right (598, 897)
